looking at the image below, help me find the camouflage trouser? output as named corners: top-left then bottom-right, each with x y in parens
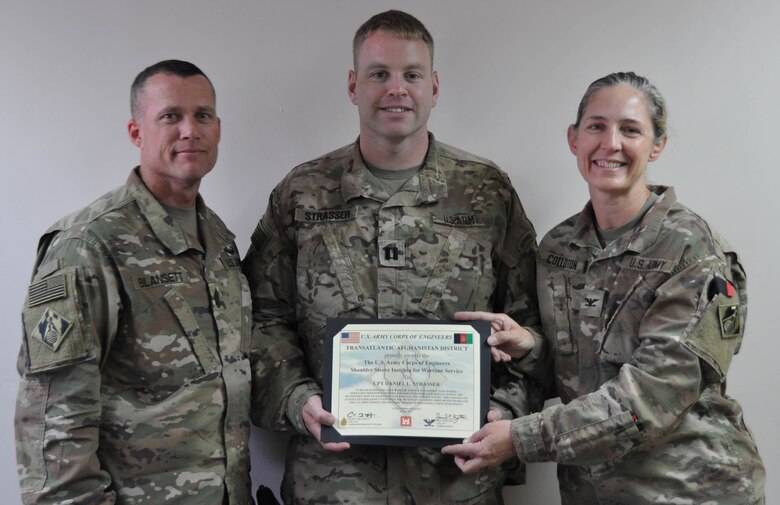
top-left (557, 464), bottom-right (766, 505)
top-left (280, 435), bottom-right (504, 505)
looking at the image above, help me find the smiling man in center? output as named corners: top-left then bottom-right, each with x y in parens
top-left (244, 10), bottom-right (547, 504)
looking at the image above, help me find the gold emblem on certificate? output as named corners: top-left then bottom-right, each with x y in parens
top-left (322, 318), bottom-right (490, 447)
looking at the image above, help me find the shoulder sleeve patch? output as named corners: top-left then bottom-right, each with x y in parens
top-left (500, 230), bottom-right (535, 268)
top-left (27, 274), bottom-right (67, 307)
top-left (683, 273), bottom-right (743, 379)
top-left (249, 218), bottom-right (286, 258)
top-left (22, 266), bottom-right (96, 373)
top-left (718, 304), bottom-right (741, 338)
top-left (30, 308), bottom-right (73, 352)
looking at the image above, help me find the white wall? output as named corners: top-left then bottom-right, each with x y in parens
top-left (2, 1), bottom-right (776, 503)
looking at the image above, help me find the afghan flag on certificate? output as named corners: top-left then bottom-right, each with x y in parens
top-left (341, 331), bottom-right (361, 344)
top-left (453, 333), bottom-right (472, 344)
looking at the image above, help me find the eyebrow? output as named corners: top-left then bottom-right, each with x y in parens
top-left (157, 105), bottom-right (216, 115)
top-left (156, 106), bottom-right (181, 116)
top-left (363, 61), bottom-right (428, 72)
top-left (585, 115), bottom-right (643, 124)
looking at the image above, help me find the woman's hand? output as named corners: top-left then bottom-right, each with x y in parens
top-left (454, 311), bottom-right (535, 362)
top-left (441, 420), bottom-right (516, 473)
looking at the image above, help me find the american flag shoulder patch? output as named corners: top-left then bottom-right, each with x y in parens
top-left (28, 274), bottom-right (67, 307)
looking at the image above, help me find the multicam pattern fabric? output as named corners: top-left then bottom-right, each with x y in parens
top-left (244, 135), bottom-right (546, 504)
top-left (15, 168), bottom-right (253, 504)
top-left (511, 186), bottom-right (765, 504)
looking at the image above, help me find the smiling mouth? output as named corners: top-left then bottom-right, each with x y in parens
top-left (593, 160), bottom-right (626, 169)
top-left (382, 107), bottom-right (411, 113)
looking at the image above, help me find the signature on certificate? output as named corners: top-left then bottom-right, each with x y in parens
top-left (346, 411), bottom-right (378, 419)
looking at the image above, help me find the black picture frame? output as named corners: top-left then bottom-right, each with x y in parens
top-left (321, 317), bottom-right (491, 447)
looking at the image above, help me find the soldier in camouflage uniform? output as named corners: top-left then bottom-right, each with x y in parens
top-left (443, 72), bottom-right (765, 504)
top-left (15, 60), bottom-right (253, 504)
top-left (243, 10), bottom-right (545, 505)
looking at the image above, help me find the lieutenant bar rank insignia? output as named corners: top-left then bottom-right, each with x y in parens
top-left (32, 308), bottom-right (73, 351)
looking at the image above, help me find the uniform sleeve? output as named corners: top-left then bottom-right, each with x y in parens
top-left (510, 254), bottom-right (731, 465)
top-left (489, 189), bottom-right (551, 420)
top-left (243, 190), bottom-right (321, 433)
top-left (16, 233), bottom-right (119, 504)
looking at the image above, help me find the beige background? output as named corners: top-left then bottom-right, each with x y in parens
top-left (1, 1), bottom-right (776, 503)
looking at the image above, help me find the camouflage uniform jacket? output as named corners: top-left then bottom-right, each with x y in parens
top-left (244, 135), bottom-right (547, 504)
top-left (511, 186), bottom-right (765, 504)
top-left (15, 169), bottom-right (253, 505)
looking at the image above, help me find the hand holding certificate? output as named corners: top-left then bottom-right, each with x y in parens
top-left (322, 318), bottom-right (490, 447)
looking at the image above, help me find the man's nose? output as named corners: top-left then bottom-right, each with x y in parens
top-left (387, 74), bottom-right (409, 97)
top-left (179, 116), bottom-right (201, 139)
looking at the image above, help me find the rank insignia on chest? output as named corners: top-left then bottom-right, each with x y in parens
top-left (31, 308), bottom-right (73, 351)
top-left (579, 289), bottom-right (606, 317)
top-left (378, 239), bottom-right (405, 267)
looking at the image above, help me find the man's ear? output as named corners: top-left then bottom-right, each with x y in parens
top-left (431, 70), bottom-right (439, 108)
top-left (128, 118), bottom-right (142, 148)
top-left (348, 69), bottom-right (358, 105)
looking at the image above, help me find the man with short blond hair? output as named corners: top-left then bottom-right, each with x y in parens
top-left (244, 10), bottom-right (545, 504)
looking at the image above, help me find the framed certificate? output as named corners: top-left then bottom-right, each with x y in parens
top-left (322, 318), bottom-right (491, 447)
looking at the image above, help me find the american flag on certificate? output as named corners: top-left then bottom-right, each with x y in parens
top-left (341, 331), bottom-right (360, 344)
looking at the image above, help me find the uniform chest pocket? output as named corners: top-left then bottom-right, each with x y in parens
top-left (600, 274), bottom-right (657, 366)
top-left (163, 289), bottom-right (220, 372)
top-left (107, 287), bottom-right (220, 403)
top-left (295, 222), bottom-right (363, 326)
top-left (419, 223), bottom-right (494, 315)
